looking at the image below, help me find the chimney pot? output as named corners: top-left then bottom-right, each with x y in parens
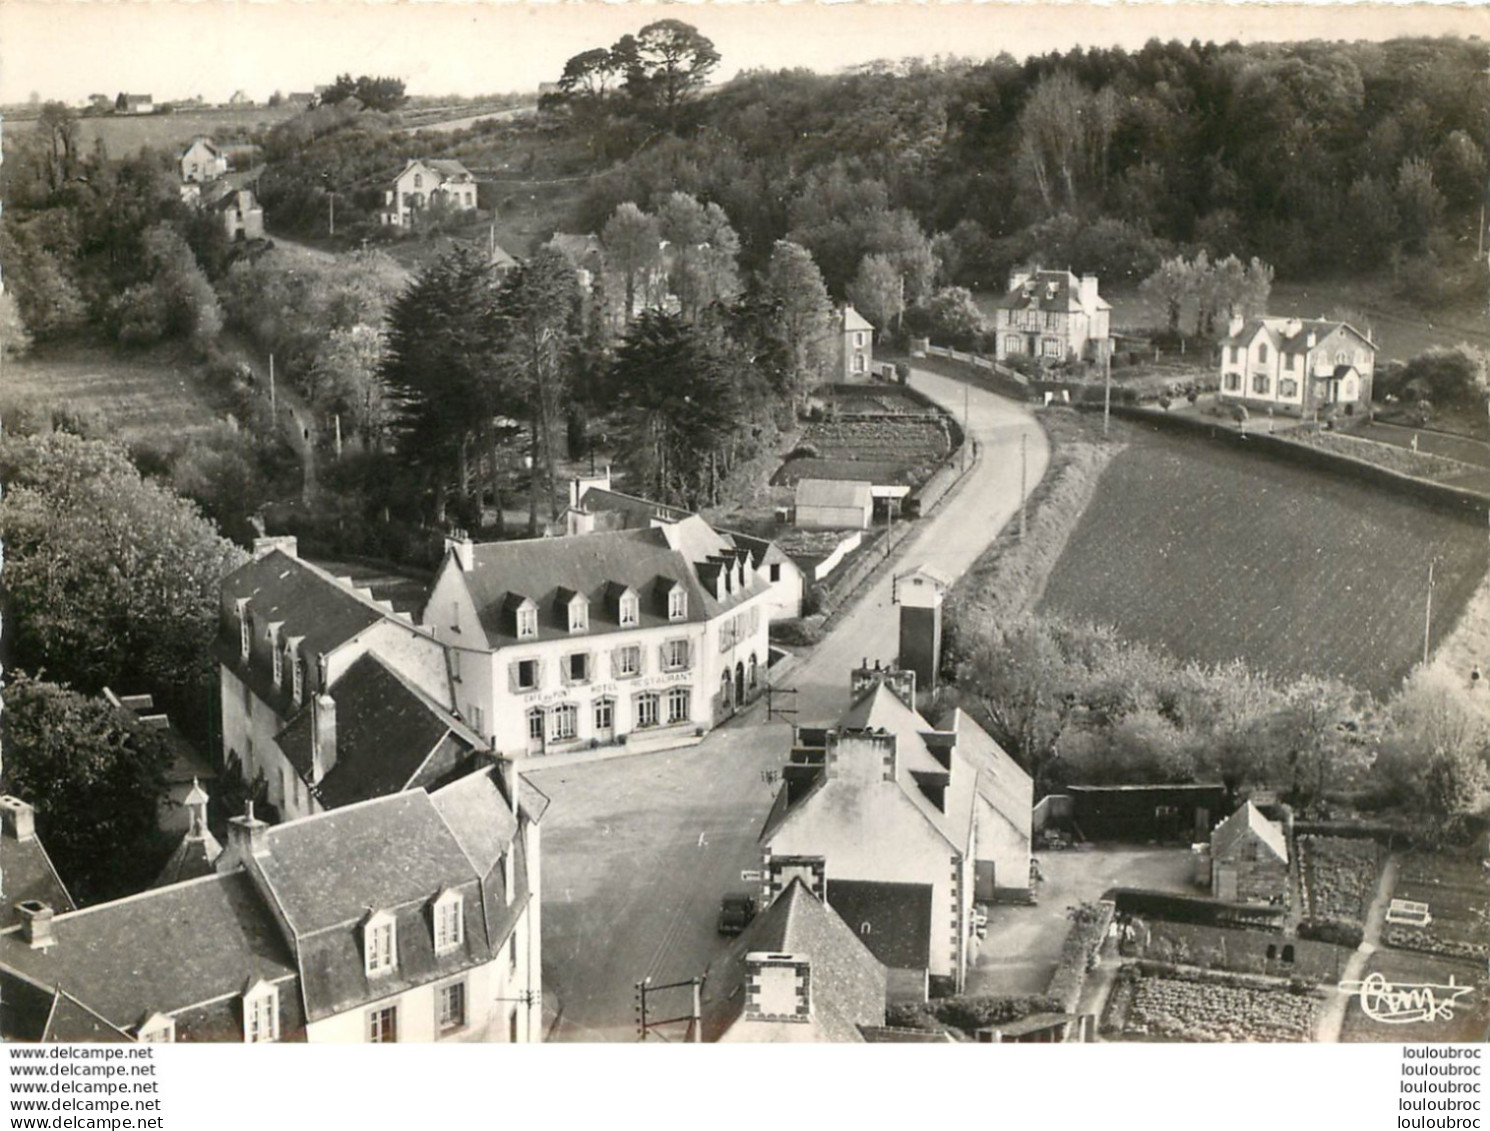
top-left (224, 805), bottom-right (270, 865)
top-left (17, 900), bottom-right (56, 949)
top-left (0, 796), bottom-right (36, 842)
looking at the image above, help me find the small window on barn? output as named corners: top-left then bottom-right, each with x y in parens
top-left (860, 922), bottom-right (872, 936)
top-left (1266, 944), bottom-right (1277, 961)
top-left (1281, 945), bottom-right (1295, 965)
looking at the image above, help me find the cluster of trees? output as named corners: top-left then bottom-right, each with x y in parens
top-left (954, 613), bottom-right (1487, 832)
top-left (318, 73), bottom-right (408, 113)
top-left (547, 19), bottom-right (721, 138)
top-left (0, 432), bottom-right (248, 899)
top-left (378, 207), bottom-right (845, 528)
top-left (562, 37), bottom-right (1487, 306)
top-left (1376, 345), bottom-right (1489, 412)
top-left (1139, 252), bottom-right (1275, 338)
top-left (0, 106), bottom-right (228, 352)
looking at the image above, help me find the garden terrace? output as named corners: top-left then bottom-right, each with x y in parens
top-left (1104, 962), bottom-right (1324, 1042)
top-left (1121, 919), bottom-right (1348, 986)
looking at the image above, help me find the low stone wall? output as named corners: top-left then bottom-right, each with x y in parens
top-left (1109, 404), bottom-right (1490, 518)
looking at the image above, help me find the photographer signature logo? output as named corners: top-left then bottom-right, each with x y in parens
top-left (1339, 972), bottom-right (1475, 1025)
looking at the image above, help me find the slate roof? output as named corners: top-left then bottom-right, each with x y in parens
top-left (1223, 317), bottom-right (1376, 356)
top-left (431, 768), bottom-right (519, 876)
top-left (1210, 801), bottom-right (1289, 865)
top-left (842, 306), bottom-right (874, 333)
top-left (701, 879), bottom-right (886, 1043)
top-left (0, 828), bottom-right (75, 931)
top-left (275, 652), bottom-right (482, 810)
top-left (426, 158), bottom-right (474, 181)
top-left (449, 522), bottom-right (765, 648)
top-left (759, 682), bottom-right (980, 851)
top-left (0, 872), bottom-right (298, 1034)
top-left (795, 478), bottom-right (873, 511)
top-left (254, 792), bottom-right (477, 936)
top-left (992, 268), bottom-right (1110, 313)
top-left (950, 707), bottom-right (1033, 841)
top-left (152, 825), bottom-right (223, 889)
top-left (575, 487), bottom-right (793, 573)
top-left (825, 879), bottom-right (934, 970)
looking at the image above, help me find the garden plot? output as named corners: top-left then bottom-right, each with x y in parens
top-left (772, 417), bottom-right (951, 489)
top-left (1340, 947), bottom-right (1490, 1044)
top-left (1381, 852), bottom-right (1490, 964)
top-left (1299, 836), bottom-right (1382, 937)
top-left (1105, 962), bottom-right (1323, 1042)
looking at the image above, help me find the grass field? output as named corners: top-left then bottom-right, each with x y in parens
top-left (2, 340), bottom-right (227, 443)
top-left (1037, 419), bottom-right (1489, 698)
top-left (65, 107), bottom-right (300, 153)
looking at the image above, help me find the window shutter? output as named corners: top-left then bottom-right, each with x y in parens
top-left (636, 647), bottom-right (646, 677)
top-left (682, 640), bottom-right (692, 669)
top-left (508, 662), bottom-right (520, 694)
top-left (609, 649), bottom-right (620, 679)
top-left (535, 659), bottom-right (545, 688)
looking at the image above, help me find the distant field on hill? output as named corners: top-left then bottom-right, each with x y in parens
top-left (3, 340), bottom-right (226, 443)
top-left (1038, 420), bottom-right (1489, 698)
top-left (66, 107), bottom-right (301, 153)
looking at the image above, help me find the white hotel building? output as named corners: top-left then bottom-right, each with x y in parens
top-left (424, 516), bottom-right (773, 759)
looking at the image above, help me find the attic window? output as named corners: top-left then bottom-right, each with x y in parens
top-left (860, 922), bottom-right (872, 936)
top-left (243, 983), bottom-right (280, 1043)
top-left (365, 911), bottom-right (398, 977)
top-left (271, 631), bottom-right (284, 688)
top-left (619, 592), bottom-right (639, 627)
top-left (291, 653), bottom-right (305, 705)
top-left (433, 891), bottom-right (464, 954)
top-left (516, 604), bottom-right (538, 640)
top-left (568, 596), bottom-right (589, 634)
top-left (668, 588), bottom-right (687, 621)
top-left (137, 1013), bottom-right (175, 1043)
top-left (239, 609), bottom-right (251, 660)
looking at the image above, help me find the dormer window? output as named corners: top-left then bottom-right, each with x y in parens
top-left (137, 1012), bottom-right (175, 1043)
top-left (238, 600), bottom-right (251, 660)
top-left (509, 596), bottom-right (538, 640)
top-left (567, 594), bottom-right (589, 634)
top-left (619, 592), bottom-right (639, 627)
top-left (288, 639), bottom-right (305, 704)
top-left (433, 891), bottom-right (464, 954)
top-left (668, 588), bottom-right (687, 621)
top-left (365, 910), bottom-right (397, 977)
top-left (270, 624), bottom-right (284, 687)
top-left (243, 981), bottom-right (280, 1043)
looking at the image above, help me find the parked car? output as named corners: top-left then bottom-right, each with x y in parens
top-left (717, 893), bottom-right (758, 936)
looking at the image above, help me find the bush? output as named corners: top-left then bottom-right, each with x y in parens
top-left (929, 995), bottom-right (1062, 1035)
top-left (1296, 919), bottom-right (1365, 948)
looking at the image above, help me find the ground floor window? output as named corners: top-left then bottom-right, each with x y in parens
top-left (666, 686), bottom-right (691, 725)
top-left (1279, 378), bottom-right (1299, 398)
top-left (1224, 373), bottom-right (1242, 392)
top-left (594, 697), bottom-right (614, 732)
top-left (635, 692), bottom-right (659, 728)
top-left (1252, 373), bottom-right (1270, 395)
top-left (368, 1005), bottom-right (398, 1043)
top-left (437, 982), bottom-right (466, 1035)
top-left (508, 1007), bottom-right (519, 1044)
top-left (549, 703), bottom-right (578, 742)
top-left (748, 654), bottom-right (759, 690)
top-left (527, 708), bottom-right (544, 743)
top-left (1042, 337), bottom-right (1063, 358)
top-left (1003, 335), bottom-right (1024, 355)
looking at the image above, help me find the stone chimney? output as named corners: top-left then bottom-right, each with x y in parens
top-left (252, 535), bottom-right (298, 560)
top-left (1008, 265), bottom-right (1034, 293)
top-left (496, 757), bottom-right (519, 810)
top-left (827, 729), bottom-right (898, 785)
top-left (311, 692), bottom-right (337, 783)
top-left (219, 803), bottom-right (270, 871)
top-left (444, 530), bottom-right (474, 572)
top-left (743, 952), bottom-right (811, 1023)
top-left (1227, 313), bottom-right (1245, 339)
top-left (17, 900), bottom-right (56, 950)
top-left (0, 796), bottom-right (36, 843)
top-left (1079, 274), bottom-right (1099, 312)
top-left (568, 466), bottom-right (612, 510)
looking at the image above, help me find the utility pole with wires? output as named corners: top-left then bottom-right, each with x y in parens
top-left (962, 380), bottom-right (970, 471)
top-left (1103, 342), bottom-right (1112, 439)
top-left (1424, 555), bottom-right (1443, 666)
top-left (1019, 431), bottom-right (1028, 540)
top-left (634, 976), bottom-right (703, 1042)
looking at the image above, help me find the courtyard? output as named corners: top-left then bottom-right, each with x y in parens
top-left (967, 846), bottom-right (1199, 997)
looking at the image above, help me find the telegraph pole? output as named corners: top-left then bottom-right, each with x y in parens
top-left (1019, 431), bottom-right (1028, 540)
top-left (962, 380), bottom-right (970, 471)
top-left (1424, 556), bottom-right (1441, 665)
top-left (269, 353), bottom-right (276, 418)
top-left (1103, 342), bottom-right (1112, 439)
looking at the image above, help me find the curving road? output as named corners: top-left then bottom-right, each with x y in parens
top-left (532, 366), bottom-right (1049, 1041)
top-left (789, 366), bottom-right (1050, 723)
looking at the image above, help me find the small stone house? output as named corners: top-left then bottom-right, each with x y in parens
top-left (1210, 801), bottom-right (1289, 904)
top-left (838, 306), bottom-right (874, 381)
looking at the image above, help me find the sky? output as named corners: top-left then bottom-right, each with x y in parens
top-left (1, 1), bottom-right (1487, 107)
